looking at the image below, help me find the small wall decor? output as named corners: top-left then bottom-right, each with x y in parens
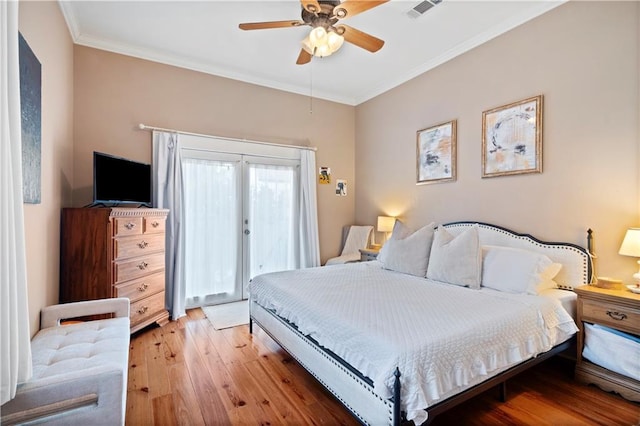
top-left (416, 120), bottom-right (456, 184)
top-left (319, 166), bottom-right (331, 184)
top-left (335, 179), bottom-right (347, 196)
top-left (482, 95), bottom-right (543, 178)
top-left (19, 32), bottom-right (42, 203)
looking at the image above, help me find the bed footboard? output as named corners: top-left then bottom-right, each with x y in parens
top-left (250, 300), bottom-right (397, 425)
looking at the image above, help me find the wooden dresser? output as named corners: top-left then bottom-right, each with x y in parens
top-left (60, 207), bottom-right (170, 333)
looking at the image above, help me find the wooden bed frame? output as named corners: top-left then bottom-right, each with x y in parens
top-left (249, 222), bottom-right (592, 425)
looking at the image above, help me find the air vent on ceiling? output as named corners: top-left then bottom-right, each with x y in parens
top-left (407, 0), bottom-right (443, 19)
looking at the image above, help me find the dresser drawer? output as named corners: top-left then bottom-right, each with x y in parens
top-left (113, 233), bottom-right (165, 260)
top-left (114, 271), bottom-right (164, 303)
top-left (130, 291), bottom-right (166, 326)
top-left (144, 216), bottom-right (166, 234)
top-left (114, 252), bottom-right (165, 283)
top-left (581, 299), bottom-right (640, 332)
top-left (113, 217), bottom-right (143, 236)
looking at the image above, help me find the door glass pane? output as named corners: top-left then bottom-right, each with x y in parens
top-left (182, 157), bottom-right (241, 307)
top-left (247, 162), bottom-right (299, 280)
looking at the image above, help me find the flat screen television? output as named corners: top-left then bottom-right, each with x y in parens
top-left (93, 151), bottom-right (152, 207)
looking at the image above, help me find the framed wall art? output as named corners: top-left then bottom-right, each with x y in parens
top-left (19, 32), bottom-right (42, 204)
top-left (416, 120), bottom-right (456, 184)
top-left (482, 95), bottom-right (543, 178)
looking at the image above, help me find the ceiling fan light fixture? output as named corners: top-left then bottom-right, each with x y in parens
top-left (327, 30), bottom-right (344, 51)
top-left (309, 26), bottom-right (327, 45)
top-left (301, 26), bottom-right (344, 58)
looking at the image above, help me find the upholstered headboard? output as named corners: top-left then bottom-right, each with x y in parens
top-left (443, 222), bottom-right (591, 290)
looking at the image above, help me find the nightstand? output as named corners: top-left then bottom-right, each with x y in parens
top-left (359, 248), bottom-right (380, 262)
top-left (574, 285), bottom-right (640, 401)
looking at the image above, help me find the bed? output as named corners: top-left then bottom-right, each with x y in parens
top-left (249, 222), bottom-right (591, 425)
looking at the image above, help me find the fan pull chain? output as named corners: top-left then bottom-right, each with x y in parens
top-left (309, 59), bottom-right (313, 115)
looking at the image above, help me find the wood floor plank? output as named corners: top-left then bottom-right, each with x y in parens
top-left (126, 308), bottom-right (640, 426)
top-left (126, 334), bottom-right (153, 424)
top-left (187, 318), bottom-right (259, 424)
top-left (179, 321), bottom-right (230, 425)
top-left (151, 394), bottom-right (177, 426)
top-left (167, 361), bottom-right (206, 426)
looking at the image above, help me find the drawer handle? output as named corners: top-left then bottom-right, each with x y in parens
top-left (151, 221), bottom-right (159, 228)
top-left (138, 240), bottom-right (149, 249)
top-left (137, 306), bottom-right (148, 315)
top-left (137, 283), bottom-right (148, 292)
top-left (137, 261), bottom-right (148, 270)
top-left (124, 222), bottom-right (136, 230)
top-left (606, 311), bottom-right (627, 321)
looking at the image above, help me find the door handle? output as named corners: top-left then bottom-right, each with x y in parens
top-left (244, 229), bottom-right (250, 235)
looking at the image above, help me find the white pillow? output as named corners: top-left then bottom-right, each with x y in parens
top-left (426, 225), bottom-right (482, 288)
top-left (388, 220), bottom-right (412, 241)
top-left (378, 222), bottom-right (436, 277)
top-left (377, 220), bottom-right (410, 264)
top-left (536, 262), bottom-right (562, 292)
top-left (481, 245), bottom-right (562, 295)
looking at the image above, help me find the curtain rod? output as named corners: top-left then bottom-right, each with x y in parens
top-left (138, 123), bottom-right (317, 152)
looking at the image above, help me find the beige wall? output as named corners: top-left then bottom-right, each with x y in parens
top-left (73, 47), bottom-right (355, 263)
top-left (19, 1), bottom-right (75, 336)
top-left (355, 1), bottom-right (640, 283)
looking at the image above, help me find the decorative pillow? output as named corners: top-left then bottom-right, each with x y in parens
top-left (426, 225), bottom-right (482, 289)
top-left (377, 220), bottom-right (409, 264)
top-left (378, 222), bottom-right (436, 277)
top-left (481, 245), bottom-right (562, 295)
top-left (388, 220), bottom-right (412, 241)
top-left (535, 262), bottom-right (562, 292)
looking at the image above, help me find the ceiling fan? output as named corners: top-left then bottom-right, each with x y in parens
top-left (239, 0), bottom-right (389, 65)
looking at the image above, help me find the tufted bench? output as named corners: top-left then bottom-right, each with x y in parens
top-left (1, 298), bottom-right (130, 425)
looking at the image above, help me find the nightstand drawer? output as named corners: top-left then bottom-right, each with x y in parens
top-left (359, 248), bottom-right (379, 262)
top-left (581, 299), bottom-right (640, 332)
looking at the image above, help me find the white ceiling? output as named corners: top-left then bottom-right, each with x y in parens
top-left (58, 0), bottom-right (564, 106)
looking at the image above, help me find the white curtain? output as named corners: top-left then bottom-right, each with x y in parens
top-left (248, 162), bottom-right (299, 277)
top-left (1, 1), bottom-right (33, 404)
top-left (152, 131), bottom-right (187, 320)
top-left (299, 150), bottom-right (321, 267)
top-left (182, 157), bottom-right (241, 304)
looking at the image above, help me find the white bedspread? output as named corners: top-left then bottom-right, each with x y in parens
top-left (250, 261), bottom-right (578, 423)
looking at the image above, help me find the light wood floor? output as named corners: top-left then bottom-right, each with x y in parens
top-left (126, 308), bottom-right (640, 425)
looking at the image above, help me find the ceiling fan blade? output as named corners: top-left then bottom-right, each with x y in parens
top-left (239, 20), bottom-right (304, 30)
top-left (300, 0), bottom-right (322, 14)
top-left (338, 25), bottom-right (384, 53)
top-left (332, 0), bottom-right (389, 19)
top-left (296, 49), bottom-right (312, 65)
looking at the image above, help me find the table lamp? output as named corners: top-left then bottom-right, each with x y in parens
top-left (618, 228), bottom-right (640, 285)
top-left (377, 216), bottom-right (395, 244)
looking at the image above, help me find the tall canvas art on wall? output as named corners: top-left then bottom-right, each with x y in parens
top-left (19, 32), bottom-right (42, 204)
top-left (416, 120), bottom-right (457, 184)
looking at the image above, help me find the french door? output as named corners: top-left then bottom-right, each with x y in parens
top-left (181, 151), bottom-right (299, 308)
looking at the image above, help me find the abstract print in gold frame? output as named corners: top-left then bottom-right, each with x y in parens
top-left (416, 120), bottom-right (457, 184)
top-left (482, 95), bottom-right (543, 178)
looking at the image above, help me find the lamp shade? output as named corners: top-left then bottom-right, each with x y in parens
top-left (377, 216), bottom-right (395, 233)
top-left (619, 228), bottom-right (640, 257)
